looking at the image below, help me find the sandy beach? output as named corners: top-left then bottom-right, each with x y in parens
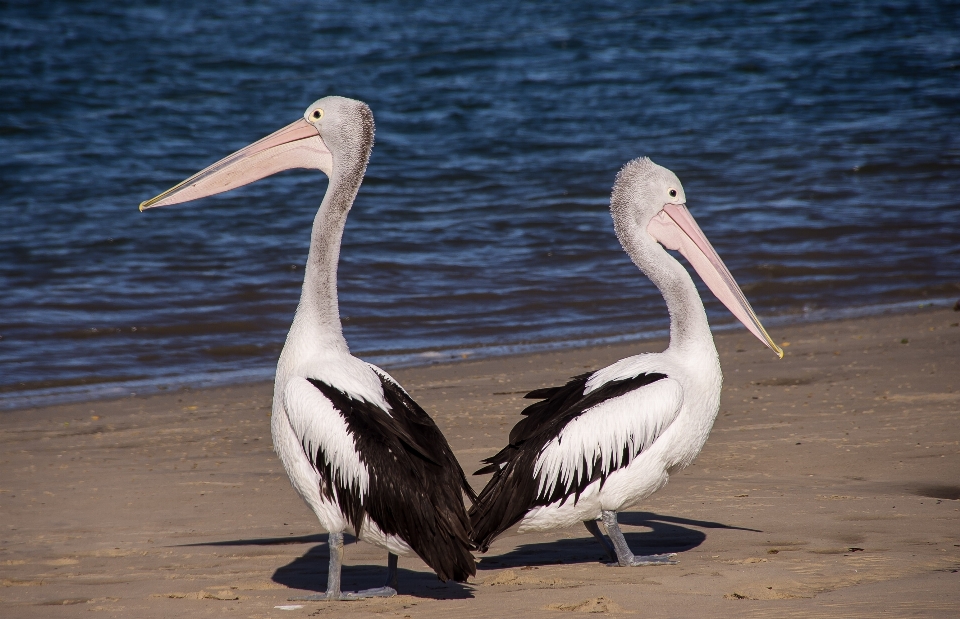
top-left (1, 307), bottom-right (958, 618)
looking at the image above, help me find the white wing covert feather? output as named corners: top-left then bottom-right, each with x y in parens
top-left (534, 377), bottom-right (683, 499)
top-left (282, 376), bottom-right (369, 498)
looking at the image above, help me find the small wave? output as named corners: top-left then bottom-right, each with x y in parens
top-left (4, 297), bottom-right (952, 412)
top-left (0, 367), bottom-right (276, 412)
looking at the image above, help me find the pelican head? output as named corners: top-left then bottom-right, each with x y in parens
top-left (139, 96), bottom-right (373, 211)
top-left (612, 157), bottom-right (782, 358)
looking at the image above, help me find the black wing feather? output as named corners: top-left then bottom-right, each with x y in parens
top-left (469, 370), bottom-right (667, 552)
top-left (306, 376), bottom-right (476, 582)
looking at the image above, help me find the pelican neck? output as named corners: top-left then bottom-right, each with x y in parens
top-left (614, 215), bottom-right (718, 362)
top-left (650, 245), bottom-right (718, 360)
top-left (296, 164), bottom-right (366, 354)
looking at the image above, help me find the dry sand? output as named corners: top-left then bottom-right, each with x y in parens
top-left (2, 307), bottom-right (958, 618)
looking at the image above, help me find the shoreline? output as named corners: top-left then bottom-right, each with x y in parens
top-left (3, 296), bottom-right (955, 413)
top-left (1, 307), bottom-right (958, 617)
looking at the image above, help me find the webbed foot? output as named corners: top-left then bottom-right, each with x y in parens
top-left (604, 552), bottom-right (678, 567)
top-left (289, 586), bottom-right (397, 601)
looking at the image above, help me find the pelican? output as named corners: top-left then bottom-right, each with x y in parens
top-left (469, 158), bottom-right (782, 566)
top-left (140, 96), bottom-right (476, 599)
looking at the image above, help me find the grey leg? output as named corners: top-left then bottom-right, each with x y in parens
top-left (329, 531), bottom-right (344, 596)
top-left (289, 532), bottom-right (397, 601)
top-left (289, 531), bottom-right (345, 600)
top-left (384, 552), bottom-right (399, 589)
top-left (601, 510), bottom-right (677, 567)
top-left (583, 519), bottom-right (618, 562)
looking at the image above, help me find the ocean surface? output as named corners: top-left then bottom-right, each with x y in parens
top-left (2, 1), bottom-right (959, 410)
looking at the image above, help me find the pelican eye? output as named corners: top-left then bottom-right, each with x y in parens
top-left (668, 189), bottom-right (677, 198)
top-left (310, 109), bottom-right (323, 120)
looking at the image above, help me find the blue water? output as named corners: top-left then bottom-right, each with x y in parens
top-left (2, 1), bottom-right (959, 409)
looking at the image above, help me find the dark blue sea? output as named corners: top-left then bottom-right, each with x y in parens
top-left (2, 1), bottom-right (959, 409)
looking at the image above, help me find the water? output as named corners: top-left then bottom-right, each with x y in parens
top-left (2, 1), bottom-right (959, 410)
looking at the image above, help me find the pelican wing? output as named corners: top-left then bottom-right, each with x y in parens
top-left (533, 377), bottom-right (682, 502)
top-left (470, 370), bottom-right (681, 552)
top-left (282, 376), bottom-right (369, 521)
top-left (284, 373), bottom-right (475, 582)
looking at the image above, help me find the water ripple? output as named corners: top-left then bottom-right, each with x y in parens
top-left (1, 1), bottom-right (958, 407)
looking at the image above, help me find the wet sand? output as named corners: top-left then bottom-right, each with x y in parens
top-left (2, 307), bottom-right (958, 618)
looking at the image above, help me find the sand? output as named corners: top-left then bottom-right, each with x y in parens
top-left (1, 307), bottom-right (958, 618)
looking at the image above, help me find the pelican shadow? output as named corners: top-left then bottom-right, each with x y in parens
top-left (175, 533), bottom-right (328, 547)
top-left (177, 533), bottom-right (473, 599)
top-left (477, 511), bottom-right (761, 570)
top-left (272, 537), bottom-right (474, 600)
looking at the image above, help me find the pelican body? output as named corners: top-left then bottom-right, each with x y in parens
top-left (141, 97), bottom-right (476, 598)
top-left (470, 158), bottom-right (781, 566)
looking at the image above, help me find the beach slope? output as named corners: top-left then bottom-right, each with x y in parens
top-left (1, 307), bottom-right (958, 617)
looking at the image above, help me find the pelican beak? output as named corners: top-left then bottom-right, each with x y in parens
top-left (647, 203), bottom-right (783, 358)
top-left (139, 118), bottom-right (330, 211)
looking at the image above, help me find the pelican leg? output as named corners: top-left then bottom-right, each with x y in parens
top-left (583, 519), bottom-right (618, 562)
top-left (601, 511), bottom-right (677, 567)
top-left (385, 552), bottom-right (399, 589)
top-left (289, 532), bottom-right (397, 601)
